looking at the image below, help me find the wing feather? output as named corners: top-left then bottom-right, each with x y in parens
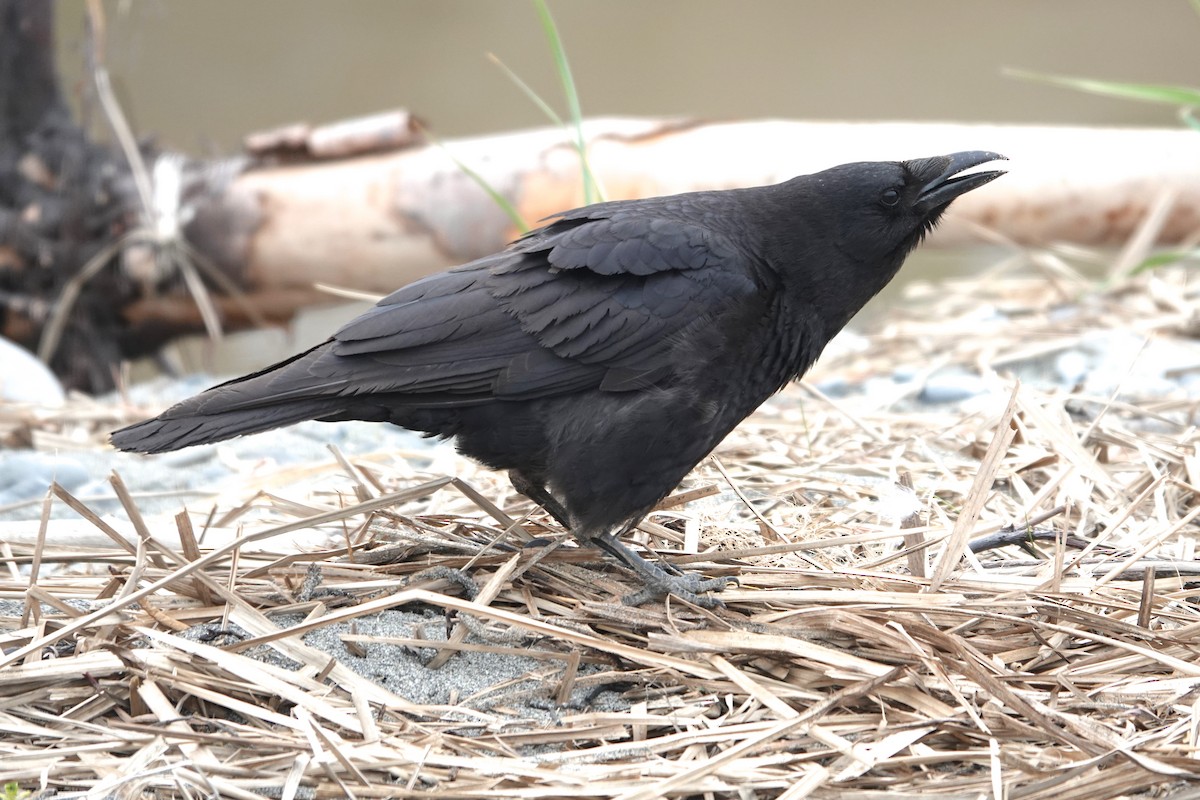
top-left (216, 200), bottom-right (759, 408)
top-left (490, 210), bottom-right (756, 368)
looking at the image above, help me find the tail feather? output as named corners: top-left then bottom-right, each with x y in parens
top-left (111, 342), bottom-right (349, 454)
top-left (111, 398), bottom-right (345, 454)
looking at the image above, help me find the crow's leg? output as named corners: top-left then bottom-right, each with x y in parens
top-left (509, 472), bottom-right (729, 606)
top-left (591, 530), bottom-right (730, 608)
top-left (508, 469), bottom-right (571, 529)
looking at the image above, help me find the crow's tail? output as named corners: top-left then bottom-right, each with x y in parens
top-left (110, 343), bottom-right (350, 454)
top-left (110, 397), bottom-right (344, 454)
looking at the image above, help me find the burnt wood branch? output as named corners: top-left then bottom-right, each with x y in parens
top-left (1, 0), bottom-right (151, 391)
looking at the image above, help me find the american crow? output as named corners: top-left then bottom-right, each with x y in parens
top-left (112, 151), bottom-right (1005, 606)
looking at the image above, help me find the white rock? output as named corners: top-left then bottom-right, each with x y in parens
top-left (0, 337), bottom-right (65, 406)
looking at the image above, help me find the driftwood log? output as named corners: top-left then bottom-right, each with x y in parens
top-left (3, 0), bottom-right (1200, 393)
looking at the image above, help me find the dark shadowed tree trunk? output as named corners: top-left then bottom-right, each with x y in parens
top-left (0, 0), bottom-right (142, 392)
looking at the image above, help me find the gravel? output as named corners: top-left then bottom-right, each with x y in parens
top-left (4, 320), bottom-right (1197, 727)
top-left (8, 323), bottom-right (1200, 519)
top-left (0, 374), bottom-right (446, 519)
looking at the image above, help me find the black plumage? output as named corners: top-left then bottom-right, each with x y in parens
top-left (112, 151), bottom-right (1005, 606)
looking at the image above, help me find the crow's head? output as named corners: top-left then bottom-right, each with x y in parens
top-left (809, 150), bottom-right (1006, 264)
top-left (903, 150), bottom-right (1008, 230)
top-left (767, 150), bottom-right (1006, 331)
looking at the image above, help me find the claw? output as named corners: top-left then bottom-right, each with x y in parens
top-left (621, 573), bottom-right (731, 608)
top-left (591, 530), bottom-right (731, 608)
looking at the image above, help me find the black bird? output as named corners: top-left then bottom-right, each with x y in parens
top-left (112, 151), bottom-right (1006, 606)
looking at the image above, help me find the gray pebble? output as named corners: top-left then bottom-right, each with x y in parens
top-left (0, 374), bottom-right (448, 522)
top-left (1181, 371), bottom-right (1200, 396)
top-left (920, 370), bottom-right (987, 404)
top-left (815, 376), bottom-right (850, 398)
top-left (0, 452), bottom-right (89, 502)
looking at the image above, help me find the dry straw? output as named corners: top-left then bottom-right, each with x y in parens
top-left (1, 256), bottom-right (1199, 798)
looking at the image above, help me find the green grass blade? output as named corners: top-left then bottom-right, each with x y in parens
top-left (449, 154), bottom-right (530, 234)
top-left (1131, 249), bottom-right (1200, 275)
top-left (1191, 0), bottom-right (1200, 18)
top-left (1007, 68), bottom-right (1200, 107)
top-left (487, 52), bottom-right (566, 128)
top-left (420, 125), bottom-right (529, 234)
top-left (533, 0), bottom-right (603, 203)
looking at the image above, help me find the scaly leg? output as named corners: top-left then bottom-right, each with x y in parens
top-left (509, 471), bottom-right (729, 607)
top-left (508, 469), bottom-right (571, 528)
top-left (591, 530), bottom-right (730, 608)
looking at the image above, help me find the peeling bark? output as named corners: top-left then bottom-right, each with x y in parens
top-left (219, 118), bottom-right (1200, 297)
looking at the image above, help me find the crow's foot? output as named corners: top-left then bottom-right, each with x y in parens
top-left (592, 531), bottom-right (731, 608)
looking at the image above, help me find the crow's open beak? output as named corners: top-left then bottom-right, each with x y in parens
top-left (914, 151), bottom-right (1007, 212)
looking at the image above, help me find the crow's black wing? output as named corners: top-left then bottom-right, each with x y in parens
top-left (327, 204), bottom-right (760, 400)
top-left (110, 201), bottom-right (761, 453)
top-left (152, 203), bottom-right (760, 418)
top-left (172, 258), bottom-right (547, 414)
top-left (496, 208), bottom-right (754, 360)
top-left (313, 257), bottom-right (570, 399)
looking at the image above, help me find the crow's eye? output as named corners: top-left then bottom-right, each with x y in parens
top-left (880, 188), bottom-right (901, 207)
